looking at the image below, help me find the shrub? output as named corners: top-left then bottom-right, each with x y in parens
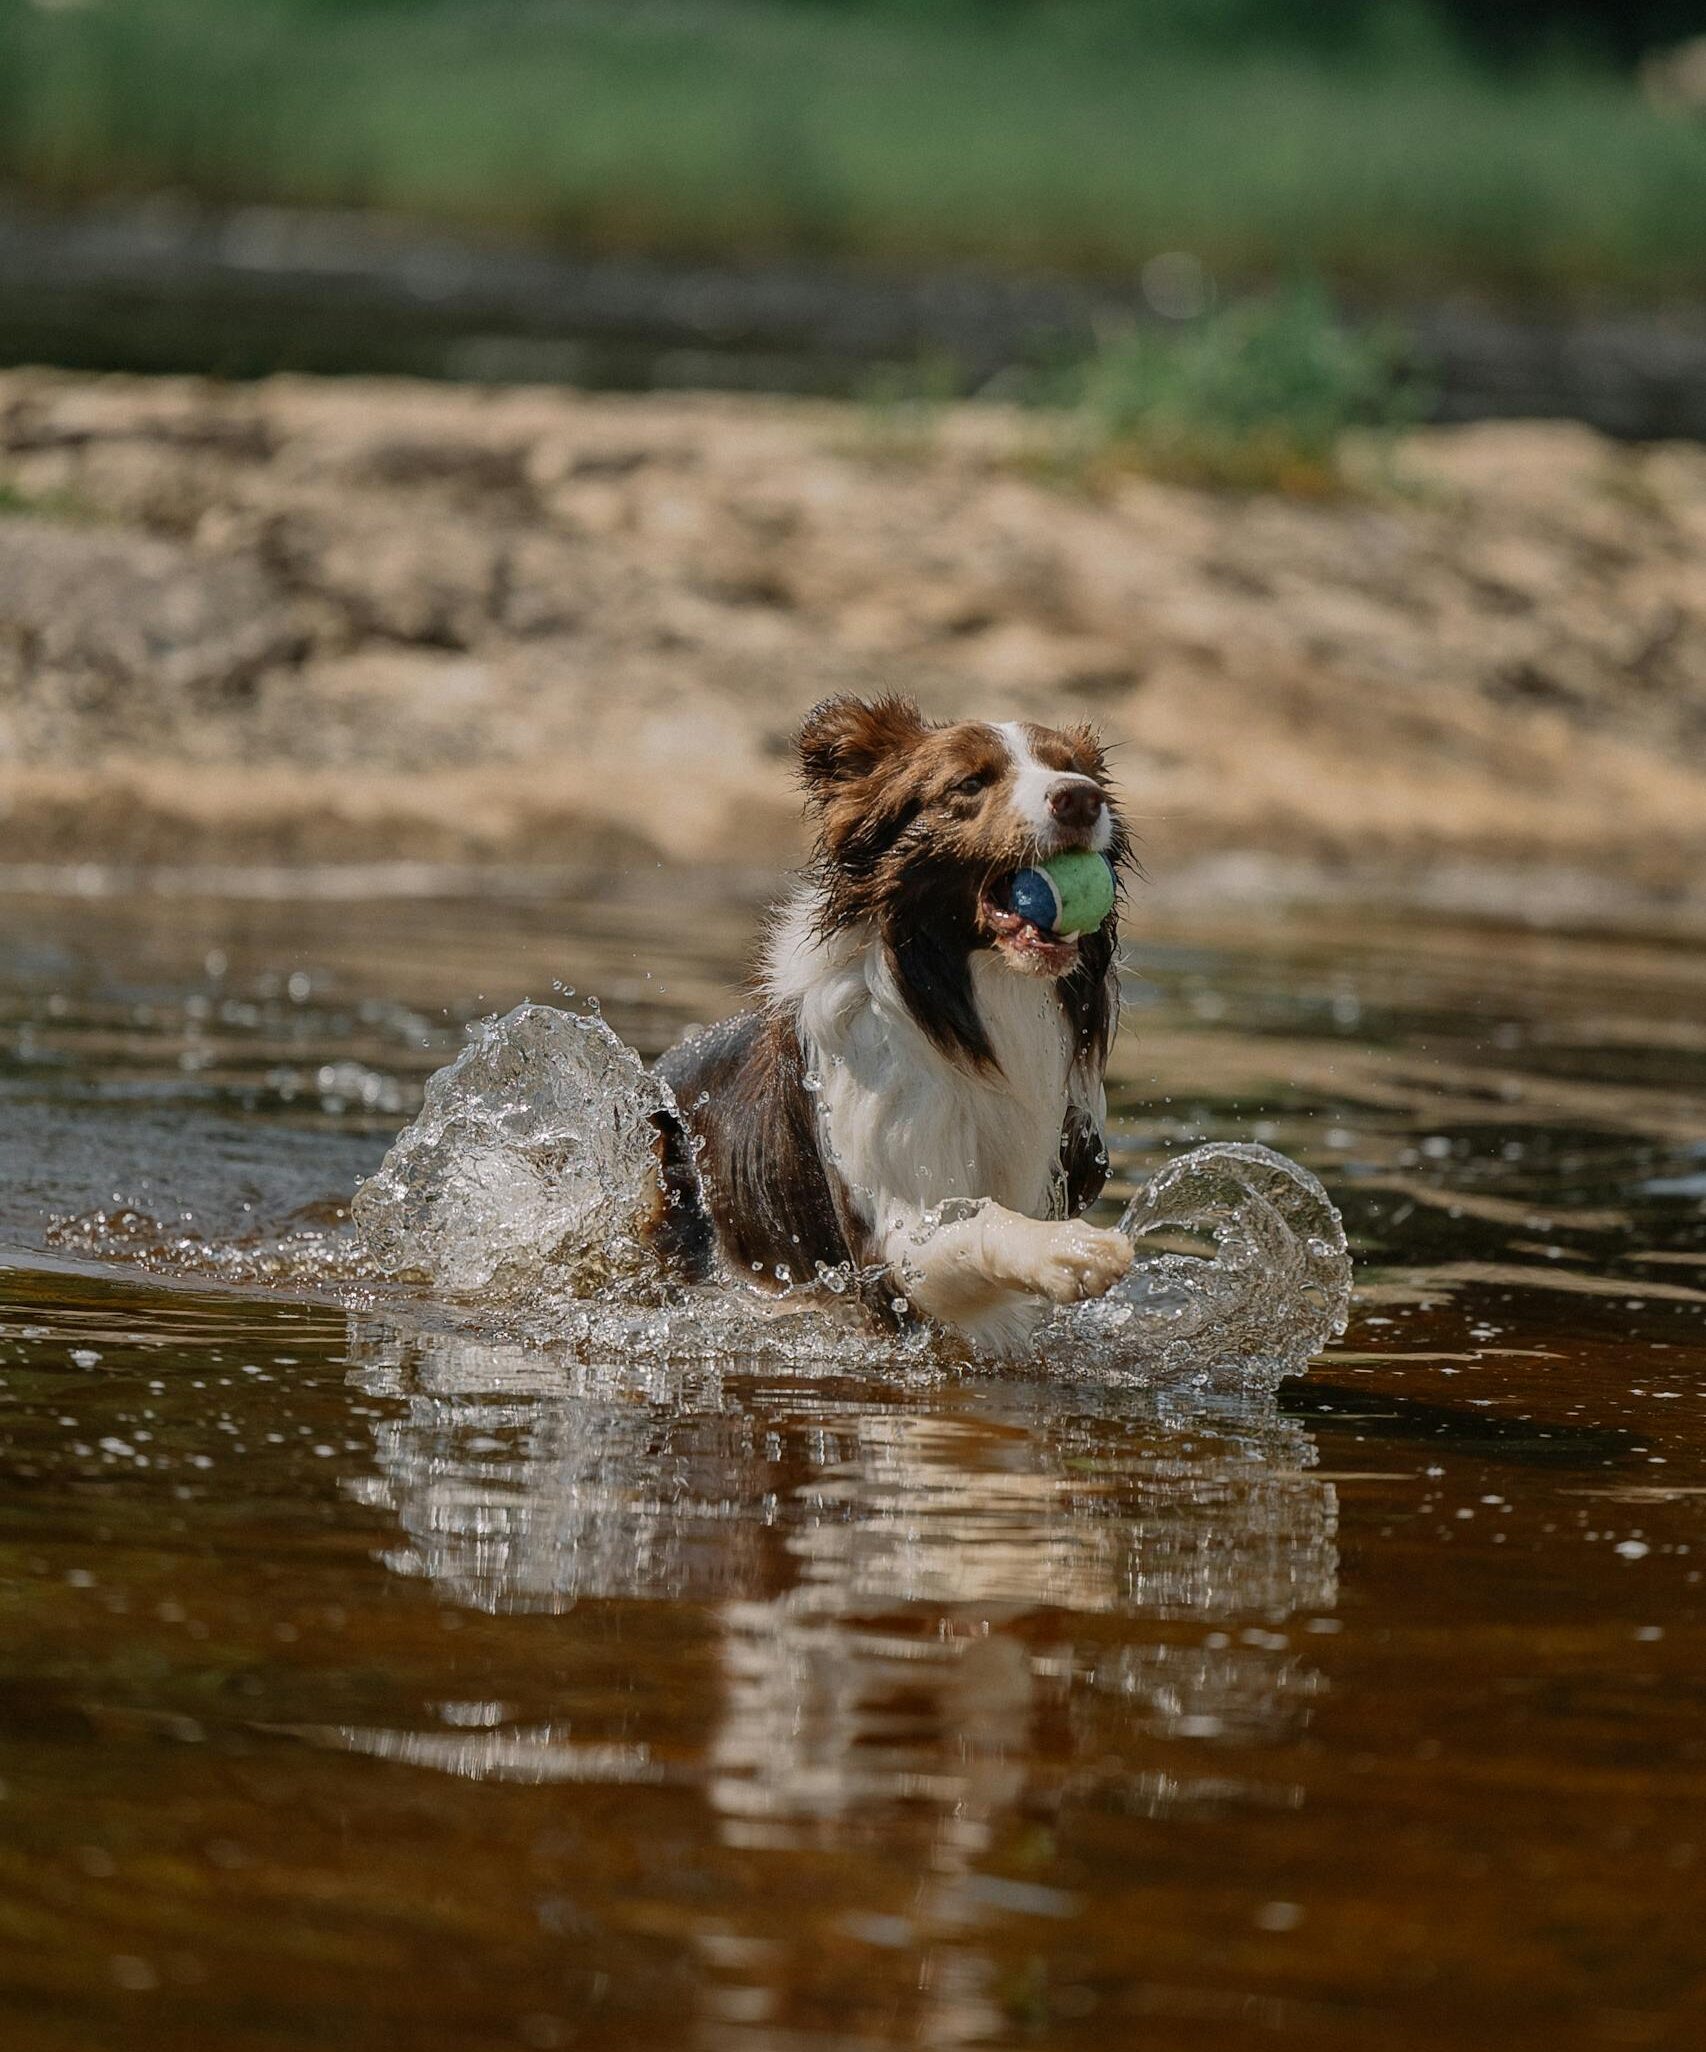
top-left (1050, 285), bottom-right (1422, 492)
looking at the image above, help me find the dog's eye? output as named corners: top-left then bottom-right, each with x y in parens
top-left (953, 772), bottom-right (991, 799)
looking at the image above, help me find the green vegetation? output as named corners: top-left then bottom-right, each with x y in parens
top-left (853, 288), bottom-right (1421, 495)
top-left (1051, 285), bottom-right (1423, 491)
top-left (0, 1), bottom-right (1702, 302)
top-left (0, 477), bottom-right (92, 520)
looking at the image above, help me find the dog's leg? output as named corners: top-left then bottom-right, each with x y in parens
top-left (886, 1202), bottom-right (1132, 1353)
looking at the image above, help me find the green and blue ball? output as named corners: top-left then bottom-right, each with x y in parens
top-left (1008, 850), bottom-right (1117, 937)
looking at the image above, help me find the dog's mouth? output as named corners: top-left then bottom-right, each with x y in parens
top-left (980, 875), bottom-right (1080, 977)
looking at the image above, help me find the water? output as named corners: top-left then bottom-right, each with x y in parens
top-left (2, 876), bottom-right (1705, 2050)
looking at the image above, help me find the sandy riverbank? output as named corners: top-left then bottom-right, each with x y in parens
top-left (2, 370), bottom-right (1703, 909)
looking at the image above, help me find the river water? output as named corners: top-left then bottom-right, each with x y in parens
top-left (1, 874), bottom-right (1703, 2051)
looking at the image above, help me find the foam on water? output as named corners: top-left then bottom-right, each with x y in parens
top-left (354, 1003), bottom-right (1351, 1386)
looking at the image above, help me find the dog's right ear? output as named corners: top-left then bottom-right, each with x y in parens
top-left (797, 695), bottom-right (928, 798)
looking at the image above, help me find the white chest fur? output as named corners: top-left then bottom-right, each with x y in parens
top-left (766, 895), bottom-right (1078, 1235)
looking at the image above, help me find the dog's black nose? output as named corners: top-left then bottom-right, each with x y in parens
top-left (1047, 778), bottom-right (1104, 834)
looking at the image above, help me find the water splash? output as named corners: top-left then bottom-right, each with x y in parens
top-left (46, 1199), bottom-right (371, 1289)
top-left (1049, 1142), bottom-right (1352, 1388)
top-left (353, 1002), bottom-right (1350, 1385)
top-left (352, 1001), bottom-right (676, 1300)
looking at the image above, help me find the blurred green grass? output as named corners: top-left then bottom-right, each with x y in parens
top-left (1, 0), bottom-right (1703, 301)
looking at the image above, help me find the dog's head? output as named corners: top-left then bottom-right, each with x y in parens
top-left (796, 695), bottom-right (1128, 1062)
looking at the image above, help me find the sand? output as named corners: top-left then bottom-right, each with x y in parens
top-left (2, 369), bottom-right (1703, 910)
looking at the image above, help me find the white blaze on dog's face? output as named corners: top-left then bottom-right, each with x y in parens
top-left (797, 695), bottom-right (1127, 985)
top-left (994, 720), bottom-right (1114, 856)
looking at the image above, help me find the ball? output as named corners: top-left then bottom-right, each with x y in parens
top-left (1009, 850), bottom-right (1116, 937)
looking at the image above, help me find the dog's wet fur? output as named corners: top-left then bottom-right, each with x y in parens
top-left (651, 695), bottom-right (1135, 1357)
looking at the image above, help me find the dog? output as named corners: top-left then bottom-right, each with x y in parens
top-left (651, 695), bottom-right (1134, 1357)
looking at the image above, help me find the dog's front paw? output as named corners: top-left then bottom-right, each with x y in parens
top-left (1015, 1219), bottom-right (1134, 1305)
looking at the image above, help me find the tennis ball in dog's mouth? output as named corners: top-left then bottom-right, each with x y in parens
top-left (1007, 850), bottom-right (1116, 937)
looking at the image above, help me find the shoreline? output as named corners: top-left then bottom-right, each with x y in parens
top-left (2, 368), bottom-right (1703, 915)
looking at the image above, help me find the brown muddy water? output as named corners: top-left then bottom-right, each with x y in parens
top-left (1, 873), bottom-right (1705, 2052)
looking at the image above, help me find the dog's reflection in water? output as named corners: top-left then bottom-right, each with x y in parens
top-left (337, 1310), bottom-right (1337, 1842)
top-left (334, 1312), bottom-right (1339, 2037)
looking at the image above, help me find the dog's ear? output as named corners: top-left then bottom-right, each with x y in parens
top-left (798, 695), bottom-right (928, 797)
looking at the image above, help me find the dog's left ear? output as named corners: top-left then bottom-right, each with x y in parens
top-left (798, 694), bottom-right (929, 798)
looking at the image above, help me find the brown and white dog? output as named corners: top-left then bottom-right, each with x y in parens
top-left (652, 696), bottom-right (1135, 1356)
